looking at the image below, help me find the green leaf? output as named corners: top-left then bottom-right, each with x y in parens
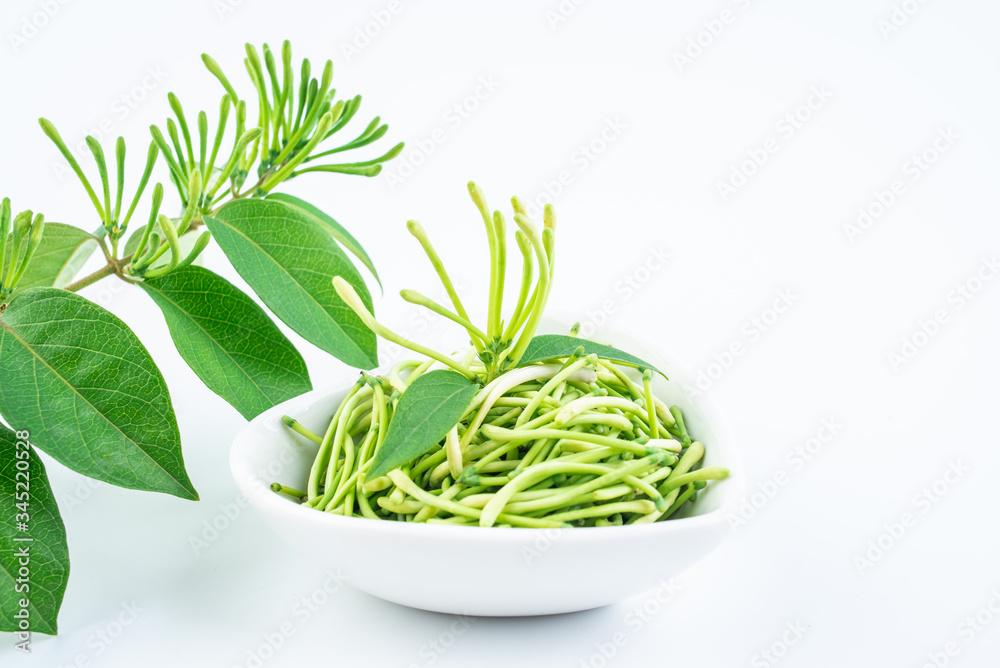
top-left (0, 425), bottom-right (69, 636)
top-left (265, 193), bottom-right (381, 290)
top-left (1, 223), bottom-right (97, 292)
top-left (515, 334), bottom-right (668, 378)
top-left (205, 198), bottom-right (376, 369)
top-left (139, 266), bottom-right (312, 420)
top-left (368, 370), bottom-right (477, 479)
top-left (0, 288), bottom-right (198, 500)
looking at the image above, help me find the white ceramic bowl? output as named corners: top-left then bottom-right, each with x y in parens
top-left (230, 322), bottom-right (744, 616)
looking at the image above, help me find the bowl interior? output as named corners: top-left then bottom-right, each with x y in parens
top-left (232, 316), bottom-right (743, 527)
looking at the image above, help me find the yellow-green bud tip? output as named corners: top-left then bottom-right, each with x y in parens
top-left (467, 181), bottom-right (488, 211)
top-left (13, 211), bottom-right (33, 234)
top-left (38, 118), bottom-right (58, 138)
top-left (29, 214), bottom-right (45, 242)
top-left (188, 169), bottom-right (202, 198)
top-left (332, 276), bottom-right (367, 313)
top-left (511, 196), bottom-right (527, 216)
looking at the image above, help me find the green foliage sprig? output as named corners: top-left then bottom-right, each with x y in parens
top-left (0, 40), bottom-right (402, 635)
top-left (0, 201), bottom-right (46, 306)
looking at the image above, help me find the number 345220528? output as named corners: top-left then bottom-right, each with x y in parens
top-left (13, 430), bottom-right (31, 517)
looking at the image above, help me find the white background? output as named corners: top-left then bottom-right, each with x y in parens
top-left (2, 0), bottom-right (1000, 666)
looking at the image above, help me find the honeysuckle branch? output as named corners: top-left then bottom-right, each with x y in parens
top-left (62, 261), bottom-right (119, 293)
top-left (21, 41), bottom-right (402, 304)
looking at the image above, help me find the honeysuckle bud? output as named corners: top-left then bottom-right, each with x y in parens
top-left (9, 213), bottom-right (44, 284)
top-left (493, 210), bottom-right (506, 245)
top-left (398, 288), bottom-right (421, 303)
top-left (514, 229), bottom-right (531, 260)
top-left (167, 93), bottom-right (187, 132)
top-left (281, 40), bottom-right (293, 86)
top-left (179, 231), bottom-right (211, 269)
top-left (467, 181), bottom-right (490, 222)
top-left (406, 219), bottom-right (425, 239)
top-left (263, 44), bottom-right (278, 85)
top-left (27, 213), bottom-right (44, 250)
top-left (333, 276), bottom-right (369, 315)
top-left (113, 137), bottom-right (127, 221)
top-left (201, 52), bottom-right (239, 103)
top-left (512, 212), bottom-right (539, 240)
top-left (510, 195), bottom-right (528, 217)
top-left (149, 183), bottom-right (163, 223)
top-left (177, 169), bottom-right (203, 235)
top-left (235, 100), bottom-right (247, 133)
top-left (543, 203), bottom-right (556, 231)
top-left (245, 44), bottom-right (266, 98)
top-left (320, 59), bottom-right (334, 92)
top-left (11, 210), bottom-right (31, 244)
top-left (326, 98), bottom-right (345, 129)
top-left (197, 111), bottom-right (208, 158)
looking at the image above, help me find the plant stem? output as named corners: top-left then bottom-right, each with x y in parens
top-left (62, 246), bottom-right (142, 292)
top-left (63, 262), bottom-right (117, 292)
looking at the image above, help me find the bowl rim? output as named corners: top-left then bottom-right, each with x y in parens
top-left (230, 353), bottom-right (745, 540)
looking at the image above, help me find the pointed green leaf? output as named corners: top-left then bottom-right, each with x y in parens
top-left (0, 288), bottom-right (198, 500)
top-left (368, 370), bottom-right (478, 479)
top-left (55, 237), bottom-right (99, 287)
top-left (139, 266), bottom-right (312, 420)
top-left (0, 425), bottom-right (69, 635)
top-left (515, 334), bottom-right (668, 378)
top-left (264, 192), bottom-right (381, 289)
top-left (205, 198), bottom-right (376, 369)
top-left (1, 223), bottom-right (97, 292)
